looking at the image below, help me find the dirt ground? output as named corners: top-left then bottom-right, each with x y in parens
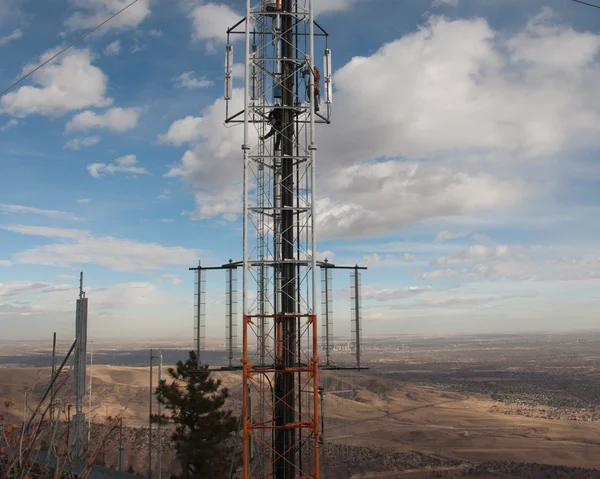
top-left (2, 366), bottom-right (600, 477)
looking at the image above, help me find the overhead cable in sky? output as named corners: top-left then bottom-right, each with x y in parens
top-left (0, 0), bottom-right (141, 98)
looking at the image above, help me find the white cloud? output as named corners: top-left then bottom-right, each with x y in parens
top-left (162, 88), bottom-right (247, 219)
top-left (91, 282), bottom-right (170, 309)
top-left (312, 0), bottom-right (373, 15)
top-left (1, 224), bottom-right (85, 239)
top-left (65, 0), bottom-right (150, 32)
top-left (0, 260), bottom-right (12, 267)
top-left (2, 224), bottom-right (198, 272)
top-left (435, 231), bottom-right (471, 242)
top-left (432, 0), bottom-right (459, 7)
top-left (231, 63), bottom-right (245, 79)
top-left (188, 3), bottom-right (240, 44)
top-left (175, 71), bottom-right (213, 89)
top-left (88, 154), bottom-right (148, 179)
top-left (104, 40), bottom-right (121, 56)
top-left (363, 285), bottom-right (433, 302)
top-left (362, 253), bottom-right (382, 265)
top-left (158, 189), bottom-right (169, 200)
top-left (1, 48), bottom-right (111, 117)
top-left (64, 135), bottom-right (100, 150)
top-left (422, 252), bottom-right (600, 283)
top-left (472, 233), bottom-right (491, 242)
top-left (508, 8), bottom-right (600, 72)
top-left (56, 274), bottom-right (77, 280)
top-left (317, 162), bottom-right (526, 238)
top-left (0, 203), bottom-right (82, 221)
top-left (431, 244), bottom-right (528, 265)
top-left (0, 281), bottom-right (74, 299)
top-left (0, 28), bottom-right (21, 46)
top-left (325, 13), bottom-right (600, 164)
top-left (76, 198), bottom-right (91, 204)
top-left (403, 253), bottom-right (415, 262)
top-left (66, 107), bottom-right (141, 132)
top-left (0, 119), bottom-right (18, 131)
top-left (159, 115), bottom-right (203, 146)
top-left (159, 274), bottom-right (182, 285)
top-left (409, 292), bottom-right (538, 309)
top-left (362, 252), bottom-right (415, 266)
top-left (148, 29), bottom-right (162, 37)
top-left (163, 11), bottom-right (600, 241)
top-left (316, 250), bottom-right (335, 262)
top-left (0, 280), bottom-right (177, 337)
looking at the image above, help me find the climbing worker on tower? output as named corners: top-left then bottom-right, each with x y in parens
top-left (260, 105), bottom-right (283, 151)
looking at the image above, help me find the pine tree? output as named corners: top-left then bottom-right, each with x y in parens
top-left (153, 351), bottom-right (238, 479)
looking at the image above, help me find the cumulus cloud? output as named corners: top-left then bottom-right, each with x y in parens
top-left (159, 115), bottom-right (203, 146)
top-left (1, 224), bottom-right (198, 272)
top-left (162, 11), bottom-right (600, 240)
top-left (317, 162), bottom-right (526, 238)
top-left (76, 198), bottom-right (91, 204)
top-left (163, 89), bottom-right (246, 219)
top-left (65, 0), bottom-right (150, 32)
top-left (1, 48), bottom-right (111, 117)
top-left (0, 203), bottom-right (82, 221)
top-left (88, 154), bottom-right (148, 179)
top-left (0, 28), bottom-right (21, 45)
top-left (104, 40), bottom-right (121, 56)
top-left (66, 107), bottom-right (141, 132)
top-left (325, 14), bottom-right (600, 164)
top-left (175, 71), bottom-right (213, 89)
top-left (188, 3), bottom-right (240, 44)
top-left (64, 135), bottom-right (100, 150)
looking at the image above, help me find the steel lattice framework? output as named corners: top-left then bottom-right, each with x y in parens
top-left (226, 1), bottom-right (330, 477)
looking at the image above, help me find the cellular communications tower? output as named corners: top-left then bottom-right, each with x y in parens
top-left (224, 1), bottom-right (331, 477)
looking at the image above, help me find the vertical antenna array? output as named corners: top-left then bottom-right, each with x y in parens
top-left (226, 265), bottom-right (239, 369)
top-left (321, 263), bottom-right (333, 368)
top-left (350, 267), bottom-right (362, 369)
top-left (194, 262), bottom-right (206, 361)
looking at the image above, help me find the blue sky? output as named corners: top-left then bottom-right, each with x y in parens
top-left (1, 0), bottom-right (600, 342)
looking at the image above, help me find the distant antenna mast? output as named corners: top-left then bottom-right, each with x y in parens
top-left (73, 272), bottom-right (88, 460)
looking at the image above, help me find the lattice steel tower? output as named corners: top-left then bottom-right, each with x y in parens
top-left (225, 1), bottom-right (331, 477)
